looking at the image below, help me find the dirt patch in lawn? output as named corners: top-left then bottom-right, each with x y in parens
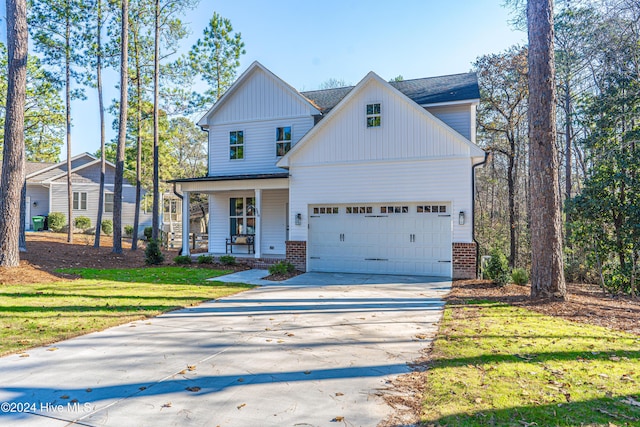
top-left (451, 279), bottom-right (640, 336)
top-left (1, 232), bottom-right (177, 285)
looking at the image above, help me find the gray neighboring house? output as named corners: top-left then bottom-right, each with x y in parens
top-left (25, 152), bottom-right (152, 232)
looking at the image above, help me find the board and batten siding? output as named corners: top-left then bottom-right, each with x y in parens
top-left (205, 66), bottom-right (317, 176)
top-left (209, 67), bottom-right (317, 125)
top-left (425, 104), bottom-right (476, 143)
top-left (209, 117), bottom-right (314, 176)
top-left (208, 189), bottom-right (288, 255)
top-left (49, 183), bottom-right (152, 232)
top-left (288, 158), bottom-right (474, 244)
top-left (287, 80), bottom-right (477, 167)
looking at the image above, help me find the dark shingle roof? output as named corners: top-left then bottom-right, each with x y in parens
top-left (25, 161), bottom-right (55, 176)
top-left (301, 72), bottom-right (479, 113)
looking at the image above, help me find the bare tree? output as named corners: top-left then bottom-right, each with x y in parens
top-left (0, 0), bottom-right (27, 267)
top-left (112, 0), bottom-right (128, 254)
top-left (527, 0), bottom-right (566, 298)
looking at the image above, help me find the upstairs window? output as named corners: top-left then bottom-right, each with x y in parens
top-left (230, 130), bottom-right (244, 160)
top-left (366, 103), bottom-right (381, 127)
top-left (276, 126), bottom-right (291, 156)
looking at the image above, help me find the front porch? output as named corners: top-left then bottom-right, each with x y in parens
top-left (172, 173), bottom-right (291, 262)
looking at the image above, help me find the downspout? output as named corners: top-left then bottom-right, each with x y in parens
top-left (472, 151), bottom-right (488, 278)
top-left (198, 125), bottom-right (210, 176)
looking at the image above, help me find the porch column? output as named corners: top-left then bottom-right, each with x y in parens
top-left (254, 189), bottom-right (262, 258)
top-left (181, 191), bottom-right (190, 256)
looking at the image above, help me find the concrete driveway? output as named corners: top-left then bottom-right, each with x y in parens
top-left (0, 272), bottom-right (451, 427)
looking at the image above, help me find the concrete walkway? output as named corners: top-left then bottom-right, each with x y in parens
top-left (0, 272), bottom-right (451, 427)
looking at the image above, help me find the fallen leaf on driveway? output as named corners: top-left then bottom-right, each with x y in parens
top-left (237, 378), bottom-right (245, 382)
top-left (86, 388), bottom-right (92, 393)
top-left (187, 365), bottom-right (196, 371)
top-left (335, 392), bottom-right (344, 396)
top-left (304, 371), bottom-right (311, 375)
top-left (415, 334), bottom-right (428, 340)
top-left (47, 347), bottom-right (58, 352)
top-left (60, 395), bottom-right (69, 399)
top-left (237, 403), bottom-right (246, 410)
top-left (331, 416), bottom-right (344, 422)
top-left (185, 386), bottom-right (201, 392)
top-left (19, 353), bottom-right (29, 358)
top-left (161, 402), bottom-right (172, 408)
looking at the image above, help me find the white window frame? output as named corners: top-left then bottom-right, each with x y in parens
top-left (230, 130), bottom-right (244, 160)
top-left (104, 193), bottom-right (114, 213)
top-left (73, 191), bottom-right (87, 211)
top-left (276, 126), bottom-right (292, 157)
top-left (366, 103), bottom-right (381, 127)
top-left (230, 197), bottom-right (256, 235)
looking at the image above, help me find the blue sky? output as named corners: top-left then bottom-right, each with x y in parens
top-left (2, 0), bottom-right (526, 157)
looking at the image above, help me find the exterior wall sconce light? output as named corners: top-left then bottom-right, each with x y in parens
top-left (33, 201), bottom-right (38, 208)
top-left (295, 213), bottom-right (302, 225)
top-left (458, 211), bottom-right (465, 225)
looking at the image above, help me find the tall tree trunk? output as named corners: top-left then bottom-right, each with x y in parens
top-left (19, 180), bottom-right (26, 252)
top-left (113, 0), bottom-right (129, 254)
top-left (563, 80), bottom-right (572, 246)
top-left (65, 8), bottom-right (73, 244)
top-left (0, 0), bottom-right (27, 267)
top-left (151, 0), bottom-right (160, 241)
top-left (527, 0), bottom-right (566, 299)
top-left (94, 0), bottom-right (105, 248)
top-left (131, 23), bottom-right (142, 251)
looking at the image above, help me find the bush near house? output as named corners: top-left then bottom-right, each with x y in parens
top-left (74, 216), bottom-right (91, 231)
top-left (268, 261), bottom-right (295, 275)
top-left (173, 255), bottom-right (192, 265)
top-left (124, 225), bottom-right (134, 237)
top-left (197, 255), bottom-right (214, 264)
top-left (218, 255), bottom-right (236, 265)
top-left (145, 238), bottom-right (164, 265)
top-left (484, 248), bottom-right (510, 286)
top-left (511, 267), bottom-right (529, 285)
top-left (101, 220), bottom-right (113, 236)
top-left (144, 226), bottom-right (153, 240)
top-left (47, 212), bottom-right (66, 232)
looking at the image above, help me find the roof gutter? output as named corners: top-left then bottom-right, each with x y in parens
top-left (472, 151), bottom-right (488, 278)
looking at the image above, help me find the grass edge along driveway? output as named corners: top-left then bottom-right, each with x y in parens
top-left (0, 267), bottom-right (253, 356)
top-left (421, 298), bottom-right (640, 426)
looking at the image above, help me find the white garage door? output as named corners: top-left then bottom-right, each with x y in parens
top-left (308, 203), bottom-right (452, 276)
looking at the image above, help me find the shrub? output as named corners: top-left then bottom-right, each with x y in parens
top-left (48, 212), bottom-right (66, 232)
top-left (124, 225), bottom-right (134, 237)
top-left (143, 226), bottom-right (153, 240)
top-left (173, 255), bottom-right (192, 265)
top-left (511, 267), bottom-right (529, 286)
top-left (484, 248), bottom-right (510, 286)
top-left (145, 238), bottom-right (164, 265)
top-left (218, 255), bottom-right (236, 265)
top-left (197, 255), bottom-right (214, 264)
top-left (101, 219), bottom-right (113, 236)
top-left (268, 261), bottom-right (295, 275)
top-left (74, 216), bottom-right (91, 230)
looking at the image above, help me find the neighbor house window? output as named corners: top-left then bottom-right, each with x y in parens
top-left (73, 191), bottom-right (87, 210)
top-left (366, 103), bottom-right (381, 127)
top-left (276, 126), bottom-right (291, 156)
top-left (104, 193), bottom-right (114, 213)
top-left (230, 130), bottom-right (244, 160)
top-left (230, 197), bottom-right (256, 235)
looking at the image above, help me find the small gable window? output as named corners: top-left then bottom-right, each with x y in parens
top-left (366, 103), bottom-right (381, 127)
top-left (230, 130), bottom-right (244, 160)
top-left (276, 126), bottom-right (291, 157)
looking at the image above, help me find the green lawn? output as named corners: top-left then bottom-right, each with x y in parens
top-left (0, 267), bottom-right (253, 356)
top-left (423, 300), bottom-right (640, 426)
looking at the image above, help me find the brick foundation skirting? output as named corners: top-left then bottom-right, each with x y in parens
top-left (286, 240), bottom-right (307, 272)
top-left (452, 242), bottom-right (477, 279)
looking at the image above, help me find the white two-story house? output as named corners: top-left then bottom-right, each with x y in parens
top-left (172, 61), bottom-right (485, 278)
